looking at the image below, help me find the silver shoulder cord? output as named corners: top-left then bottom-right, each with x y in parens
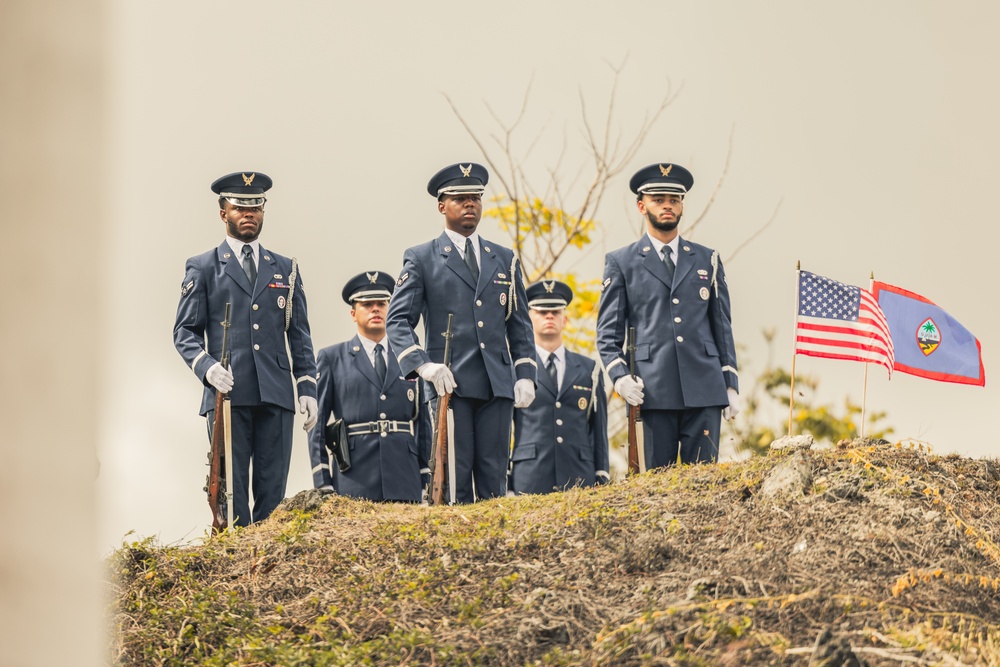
top-left (411, 379), bottom-right (420, 421)
top-left (587, 361), bottom-right (601, 419)
top-left (710, 250), bottom-right (719, 298)
top-left (505, 255), bottom-right (518, 321)
top-left (284, 258), bottom-right (298, 332)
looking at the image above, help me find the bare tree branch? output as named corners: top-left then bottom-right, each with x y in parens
top-left (445, 64), bottom-right (708, 296)
top-left (686, 124), bottom-right (734, 236)
top-left (442, 93), bottom-right (498, 172)
top-left (726, 197), bottom-right (783, 264)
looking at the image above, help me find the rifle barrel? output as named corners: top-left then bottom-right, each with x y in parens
top-left (220, 302), bottom-right (232, 369)
top-left (626, 326), bottom-right (644, 475)
top-left (430, 313), bottom-right (455, 506)
top-left (442, 313), bottom-right (454, 367)
top-left (207, 302), bottom-right (233, 532)
top-left (628, 326), bottom-right (636, 378)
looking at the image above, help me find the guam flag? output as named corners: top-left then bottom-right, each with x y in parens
top-left (871, 282), bottom-right (985, 386)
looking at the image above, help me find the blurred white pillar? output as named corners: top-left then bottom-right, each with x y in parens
top-left (0, 2), bottom-right (105, 666)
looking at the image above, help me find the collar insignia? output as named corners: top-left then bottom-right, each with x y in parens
top-left (659, 164), bottom-right (673, 177)
top-left (367, 271), bottom-right (379, 284)
top-left (459, 164), bottom-right (472, 178)
top-left (242, 173), bottom-right (256, 186)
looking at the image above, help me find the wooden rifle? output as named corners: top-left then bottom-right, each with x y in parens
top-left (206, 303), bottom-right (231, 533)
top-left (626, 326), bottom-right (647, 475)
top-left (428, 313), bottom-right (454, 505)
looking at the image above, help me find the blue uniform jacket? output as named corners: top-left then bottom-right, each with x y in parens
top-left (173, 241), bottom-right (317, 415)
top-left (510, 351), bottom-right (609, 494)
top-left (597, 234), bottom-right (738, 410)
top-left (386, 232), bottom-right (537, 400)
top-left (307, 336), bottom-right (430, 501)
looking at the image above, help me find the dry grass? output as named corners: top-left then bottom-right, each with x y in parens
top-left (108, 439), bottom-right (1000, 666)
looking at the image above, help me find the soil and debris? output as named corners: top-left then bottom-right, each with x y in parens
top-left (109, 440), bottom-right (1000, 666)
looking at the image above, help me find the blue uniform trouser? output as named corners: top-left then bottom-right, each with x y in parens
top-left (641, 407), bottom-right (722, 467)
top-left (207, 404), bottom-right (294, 526)
top-left (447, 395), bottom-right (514, 503)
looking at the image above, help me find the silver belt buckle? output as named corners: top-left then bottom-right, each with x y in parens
top-left (377, 419), bottom-right (391, 435)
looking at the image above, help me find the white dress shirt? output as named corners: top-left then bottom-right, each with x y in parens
top-left (444, 228), bottom-right (481, 268)
top-left (537, 344), bottom-right (565, 391)
top-left (226, 237), bottom-right (259, 270)
top-left (647, 234), bottom-right (679, 271)
top-left (357, 334), bottom-right (389, 370)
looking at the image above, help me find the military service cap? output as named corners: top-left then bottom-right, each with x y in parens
top-left (526, 279), bottom-right (574, 310)
top-left (427, 162), bottom-right (489, 198)
top-left (342, 270), bottom-right (396, 305)
top-left (629, 163), bottom-right (694, 197)
top-left (211, 171), bottom-right (272, 207)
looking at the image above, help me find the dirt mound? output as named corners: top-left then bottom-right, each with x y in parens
top-left (108, 441), bottom-right (1000, 665)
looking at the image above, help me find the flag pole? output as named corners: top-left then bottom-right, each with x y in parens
top-left (788, 260), bottom-right (801, 436)
top-left (859, 270), bottom-right (875, 439)
top-left (861, 363), bottom-right (869, 439)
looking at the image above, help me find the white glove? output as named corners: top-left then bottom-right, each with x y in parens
top-left (614, 375), bottom-right (645, 406)
top-left (513, 378), bottom-right (536, 408)
top-left (206, 362), bottom-right (234, 393)
top-left (722, 388), bottom-right (742, 421)
top-left (420, 469), bottom-right (430, 505)
top-left (417, 362), bottom-right (457, 396)
top-left (299, 396), bottom-right (319, 432)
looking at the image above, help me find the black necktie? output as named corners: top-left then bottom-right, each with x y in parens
top-left (546, 354), bottom-right (558, 389)
top-left (373, 343), bottom-right (387, 385)
top-left (663, 247), bottom-right (675, 284)
top-left (464, 237), bottom-right (480, 283)
top-left (242, 244), bottom-right (257, 286)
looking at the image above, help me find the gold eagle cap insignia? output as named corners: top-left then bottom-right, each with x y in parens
top-left (543, 280), bottom-right (556, 293)
top-left (367, 272), bottom-right (378, 284)
top-left (659, 164), bottom-right (673, 177)
top-left (242, 173), bottom-right (256, 186)
top-left (459, 164), bottom-right (472, 178)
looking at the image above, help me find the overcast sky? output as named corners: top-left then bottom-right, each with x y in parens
top-left (98, 1), bottom-right (1000, 554)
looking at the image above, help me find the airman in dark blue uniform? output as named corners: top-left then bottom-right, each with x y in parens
top-left (307, 271), bottom-right (430, 502)
top-left (597, 163), bottom-right (741, 467)
top-left (174, 172), bottom-right (318, 526)
top-left (510, 280), bottom-right (609, 494)
top-left (386, 162), bottom-right (537, 503)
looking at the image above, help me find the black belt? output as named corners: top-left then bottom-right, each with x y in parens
top-left (346, 420), bottom-right (413, 436)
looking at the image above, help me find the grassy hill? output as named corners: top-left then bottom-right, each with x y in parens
top-left (108, 440), bottom-right (1000, 666)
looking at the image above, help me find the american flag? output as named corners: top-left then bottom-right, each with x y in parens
top-left (795, 270), bottom-right (895, 374)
